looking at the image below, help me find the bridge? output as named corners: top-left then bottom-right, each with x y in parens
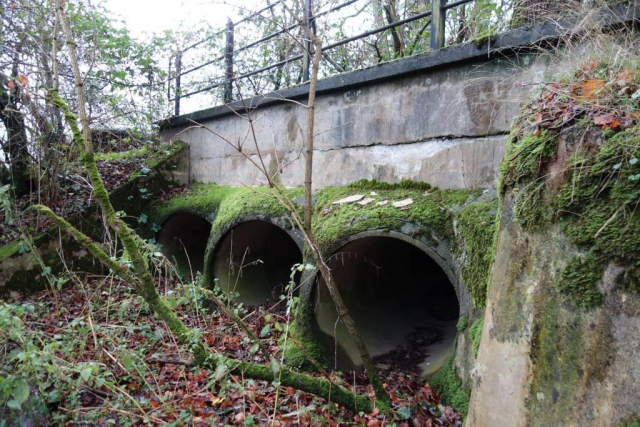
top-left (159, 20), bottom-right (560, 190)
top-left (152, 5), bottom-right (640, 426)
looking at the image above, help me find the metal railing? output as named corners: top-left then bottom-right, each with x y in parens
top-left (168, 0), bottom-right (476, 116)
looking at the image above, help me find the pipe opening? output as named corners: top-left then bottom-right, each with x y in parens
top-left (313, 236), bottom-right (459, 376)
top-left (211, 220), bottom-right (302, 306)
top-left (157, 213), bottom-right (211, 278)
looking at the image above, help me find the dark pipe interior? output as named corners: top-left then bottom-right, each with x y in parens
top-left (157, 213), bottom-right (211, 278)
top-left (313, 236), bottom-right (459, 376)
top-left (211, 220), bottom-right (302, 306)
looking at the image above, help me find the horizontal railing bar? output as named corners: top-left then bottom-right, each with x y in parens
top-left (443, 0), bottom-right (475, 11)
top-left (322, 8), bottom-right (433, 51)
top-left (173, 6), bottom-right (436, 101)
top-left (181, 1), bottom-right (283, 52)
top-left (170, 55), bottom-right (304, 101)
top-left (173, 0), bottom-right (362, 80)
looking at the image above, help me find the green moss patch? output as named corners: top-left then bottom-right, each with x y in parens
top-left (454, 200), bottom-right (498, 308)
top-left (500, 64), bottom-right (640, 306)
top-left (312, 182), bottom-right (478, 253)
top-left (456, 316), bottom-right (469, 332)
top-left (427, 356), bottom-right (470, 416)
top-left (154, 180), bottom-right (498, 309)
top-left (558, 254), bottom-right (604, 308)
top-left (469, 319), bottom-right (484, 357)
top-left (95, 145), bottom-right (152, 161)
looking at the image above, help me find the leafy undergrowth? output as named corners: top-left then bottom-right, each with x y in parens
top-left (501, 60), bottom-right (640, 305)
top-left (1, 273), bottom-right (463, 426)
top-left (0, 142), bottom-right (181, 246)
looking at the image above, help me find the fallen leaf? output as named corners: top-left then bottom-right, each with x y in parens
top-left (392, 198), bottom-right (413, 208)
top-left (358, 197), bottom-right (375, 206)
top-left (332, 194), bottom-right (364, 205)
top-left (580, 79), bottom-right (605, 100)
top-left (594, 113), bottom-right (615, 126)
top-left (615, 69), bottom-right (633, 84)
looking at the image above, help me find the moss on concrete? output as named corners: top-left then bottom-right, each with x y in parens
top-left (454, 200), bottom-right (498, 308)
top-left (0, 240), bottom-right (23, 263)
top-left (500, 84), bottom-right (640, 307)
top-left (348, 178), bottom-right (433, 192)
top-left (151, 184), bottom-right (302, 228)
top-left (285, 301), bottom-right (329, 372)
top-left (558, 254), bottom-right (604, 309)
top-left (95, 145), bottom-right (151, 161)
top-left (469, 319), bottom-right (484, 357)
top-left (556, 125), bottom-right (640, 295)
top-left (311, 182), bottom-right (478, 254)
top-left (125, 141), bottom-right (187, 183)
top-left (456, 316), bottom-right (469, 332)
top-left (499, 129), bottom-right (557, 195)
top-left (527, 277), bottom-right (586, 426)
top-left (209, 187), bottom-right (303, 238)
top-left (427, 356), bottom-right (470, 416)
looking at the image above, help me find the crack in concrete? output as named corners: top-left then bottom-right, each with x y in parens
top-left (194, 132), bottom-right (510, 160)
top-left (315, 132), bottom-right (510, 153)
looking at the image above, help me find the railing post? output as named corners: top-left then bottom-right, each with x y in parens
top-left (167, 56), bottom-right (172, 103)
top-left (430, 0), bottom-right (446, 50)
top-left (174, 51), bottom-right (182, 116)
top-left (302, 0), bottom-right (313, 82)
top-left (223, 19), bottom-right (234, 103)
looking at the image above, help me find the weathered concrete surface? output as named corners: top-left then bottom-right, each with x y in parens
top-left (467, 194), bottom-right (640, 427)
top-left (159, 3), bottom-right (640, 190)
top-left (160, 55), bottom-right (544, 189)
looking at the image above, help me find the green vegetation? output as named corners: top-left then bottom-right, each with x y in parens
top-left (500, 64), bottom-right (640, 306)
top-left (348, 179), bottom-right (432, 192)
top-left (456, 316), bottom-right (469, 332)
top-left (621, 419), bottom-right (640, 427)
top-left (557, 125), bottom-right (640, 295)
top-left (125, 141), bottom-right (188, 183)
top-left (311, 182), bottom-right (478, 253)
top-left (469, 319), bottom-right (484, 357)
top-left (427, 357), bottom-right (470, 416)
top-left (454, 201), bottom-right (498, 308)
top-left (558, 255), bottom-right (604, 308)
top-left (95, 145), bottom-right (152, 161)
top-left (0, 240), bottom-right (23, 263)
top-left (153, 179), bottom-right (499, 309)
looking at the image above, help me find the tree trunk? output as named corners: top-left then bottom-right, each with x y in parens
top-left (384, 0), bottom-right (405, 57)
top-left (44, 0), bottom-right (376, 414)
top-left (0, 73), bottom-right (31, 196)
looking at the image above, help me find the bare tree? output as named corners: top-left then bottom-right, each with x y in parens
top-left (36, 0), bottom-right (392, 415)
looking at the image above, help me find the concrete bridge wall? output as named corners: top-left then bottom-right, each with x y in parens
top-left (159, 24), bottom-right (561, 190)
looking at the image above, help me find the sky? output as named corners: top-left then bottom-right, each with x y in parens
top-left (101, 0), bottom-right (254, 40)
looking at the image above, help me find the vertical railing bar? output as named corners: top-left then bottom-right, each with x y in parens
top-left (302, 0), bottom-right (312, 82)
top-left (430, 0), bottom-right (447, 50)
top-left (167, 56), bottom-right (172, 102)
top-left (174, 51), bottom-right (182, 116)
top-left (224, 19), bottom-right (235, 104)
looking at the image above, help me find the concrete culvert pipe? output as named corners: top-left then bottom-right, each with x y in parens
top-left (313, 235), bottom-right (459, 376)
top-left (157, 213), bottom-right (211, 279)
top-left (211, 220), bottom-right (302, 306)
